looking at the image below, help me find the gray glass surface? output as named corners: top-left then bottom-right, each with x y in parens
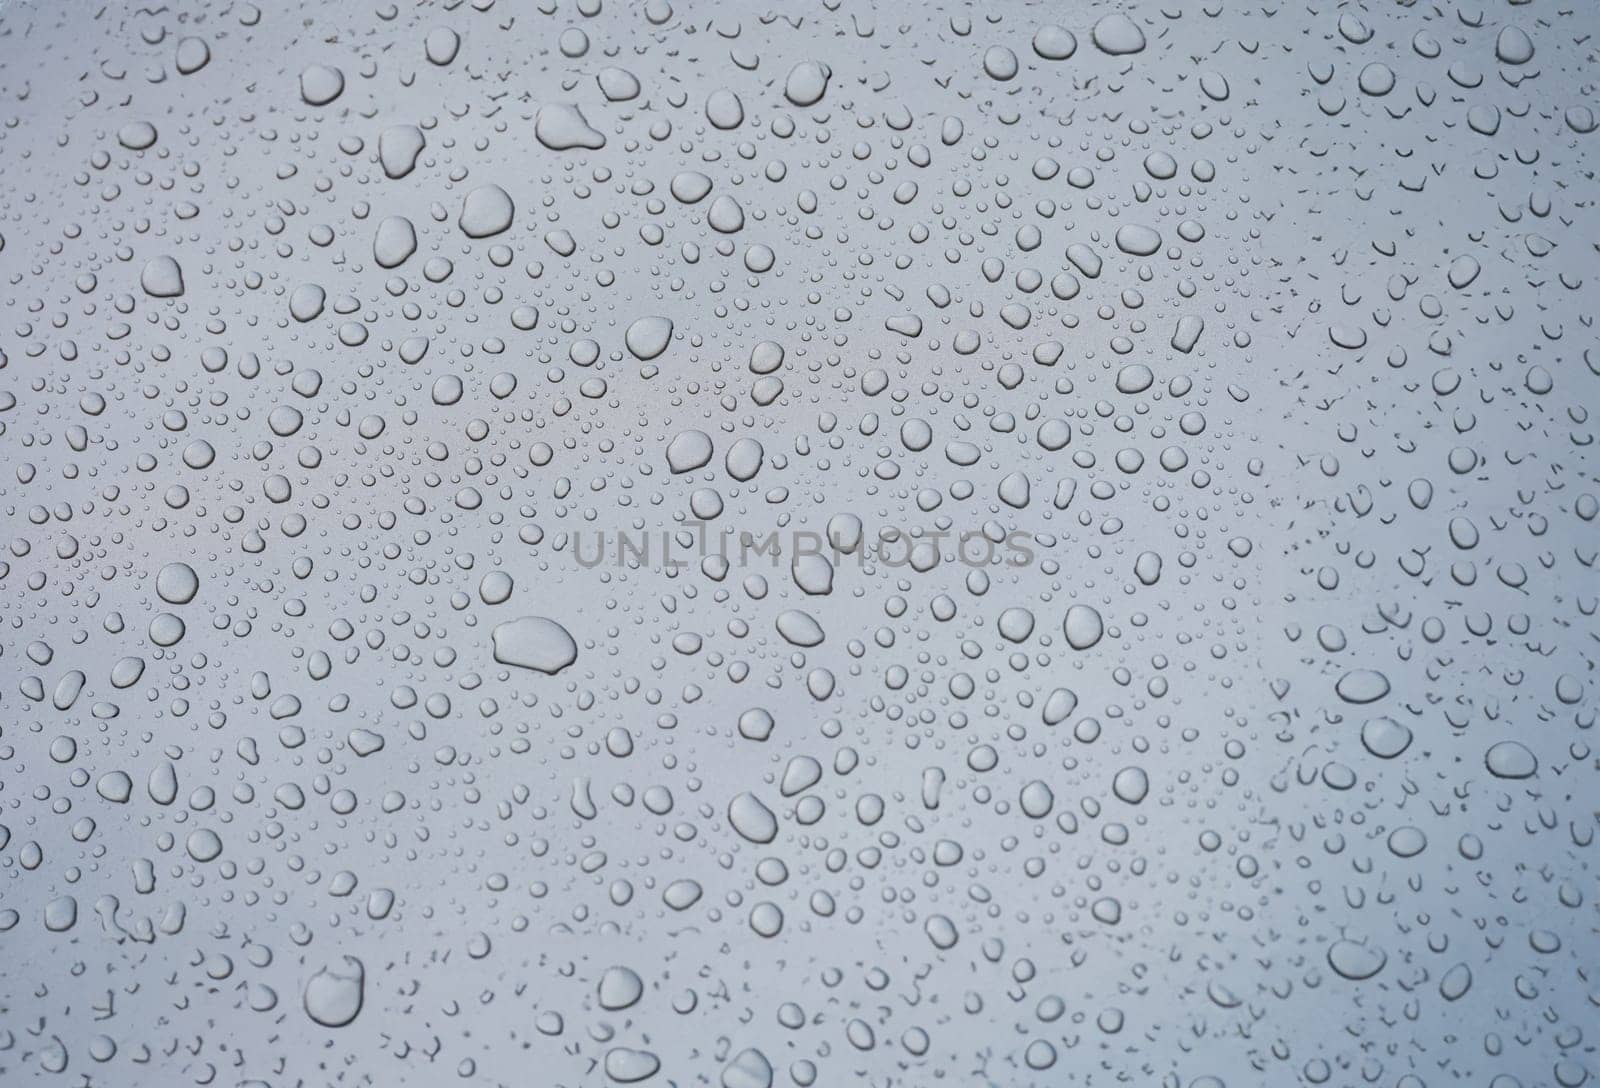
top-left (1, 1), bottom-right (1596, 1085)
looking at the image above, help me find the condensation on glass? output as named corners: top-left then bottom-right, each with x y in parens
top-left (0, 1), bottom-right (1595, 1085)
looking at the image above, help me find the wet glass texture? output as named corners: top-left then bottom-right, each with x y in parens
top-left (0, 1), bottom-right (1597, 1085)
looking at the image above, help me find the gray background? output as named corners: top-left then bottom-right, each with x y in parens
top-left (0, 0), bottom-right (1595, 1085)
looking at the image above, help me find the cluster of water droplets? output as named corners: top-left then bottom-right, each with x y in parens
top-left (0, 0), bottom-right (1595, 1085)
